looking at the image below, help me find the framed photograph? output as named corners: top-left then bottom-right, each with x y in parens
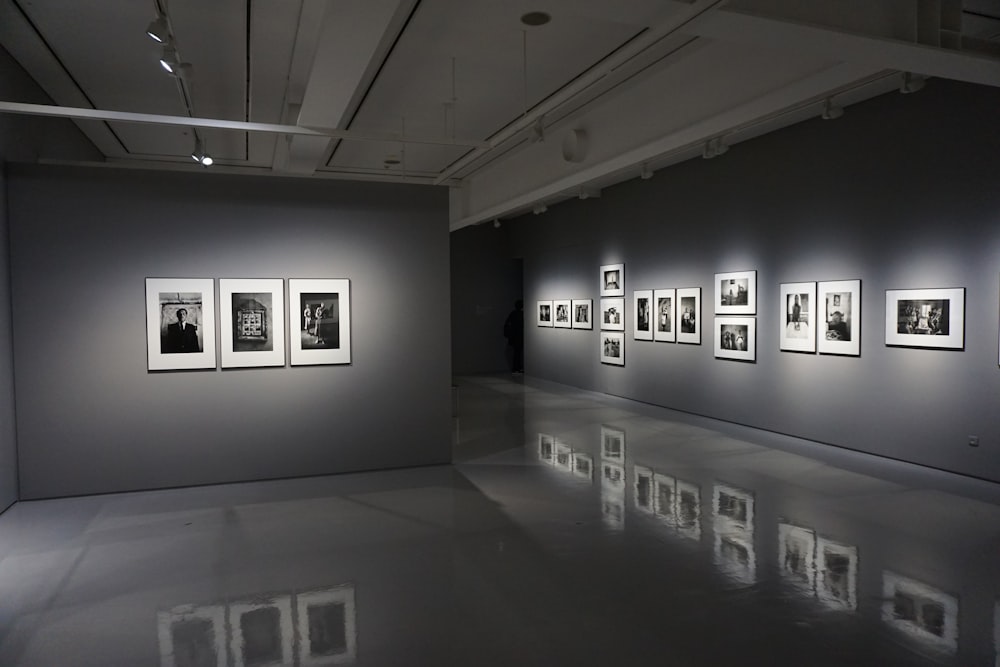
top-left (653, 289), bottom-right (676, 343)
top-left (600, 263), bottom-right (624, 297)
top-left (158, 604), bottom-right (226, 667)
top-left (779, 282), bottom-right (817, 353)
top-left (571, 299), bottom-right (593, 329)
top-left (296, 585), bottom-right (357, 666)
top-left (553, 299), bottom-right (571, 328)
top-left (536, 300), bottom-right (553, 327)
top-left (715, 270), bottom-right (756, 315)
top-left (146, 278), bottom-right (217, 371)
top-left (600, 425), bottom-right (625, 462)
top-left (289, 279), bottom-right (351, 366)
top-left (600, 298), bottom-right (625, 331)
top-left (816, 537), bottom-right (858, 611)
top-left (778, 523), bottom-right (816, 590)
top-left (881, 571), bottom-right (958, 652)
top-left (817, 280), bottom-right (861, 356)
top-left (885, 287), bottom-right (965, 350)
top-left (633, 290), bottom-right (653, 340)
top-left (229, 595), bottom-right (294, 667)
top-left (676, 287), bottom-right (701, 345)
top-left (219, 279), bottom-right (285, 368)
top-left (600, 331), bottom-right (625, 365)
top-left (714, 317), bottom-right (756, 362)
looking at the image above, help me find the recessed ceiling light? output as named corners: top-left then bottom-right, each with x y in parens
top-left (520, 11), bottom-right (551, 26)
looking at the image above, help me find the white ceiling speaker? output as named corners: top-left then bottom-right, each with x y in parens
top-left (561, 129), bottom-right (588, 163)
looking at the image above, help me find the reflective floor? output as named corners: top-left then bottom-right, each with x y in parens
top-left (1, 375), bottom-right (999, 666)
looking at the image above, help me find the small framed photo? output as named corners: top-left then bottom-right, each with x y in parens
top-left (145, 278), bottom-right (217, 371)
top-left (289, 279), bottom-right (351, 365)
top-left (553, 299), bottom-right (572, 328)
top-left (633, 290), bottom-right (653, 340)
top-left (885, 287), bottom-right (965, 350)
top-left (296, 585), bottom-right (357, 666)
top-left (714, 316), bottom-right (755, 362)
top-left (653, 289), bottom-right (676, 343)
top-left (571, 299), bottom-right (593, 329)
top-left (676, 287), bottom-right (701, 345)
top-left (158, 604), bottom-right (226, 667)
top-left (600, 331), bottom-right (625, 365)
top-left (817, 280), bottom-right (861, 356)
top-left (600, 263), bottom-right (624, 297)
top-left (536, 300), bottom-right (553, 327)
top-left (229, 595), bottom-right (294, 667)
top-left (779, 282), bottom-right (817, 353)
top-left (715, 270), bottom-right (756, 315)
top-left (220, 278), bottom-right (285, 368)
top-left (600, 298), bottom-right (625, 331)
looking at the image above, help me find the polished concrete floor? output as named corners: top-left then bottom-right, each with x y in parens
top-left (1, 375), bottom-right (999, 666)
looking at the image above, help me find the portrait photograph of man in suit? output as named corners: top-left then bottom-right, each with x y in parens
top-left (160, 298), bottom-right (203, 354)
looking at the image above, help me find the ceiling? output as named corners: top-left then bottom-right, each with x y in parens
top-left (0, 0), bottom-right (998, 230)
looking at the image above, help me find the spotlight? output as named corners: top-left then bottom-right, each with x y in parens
top-left (899, 72), bottom-right (925, 94)
top-left (159, 45), bottom-right (180, 73)
top-left (146, 15), bottom-right (170, 43)
top-left (639, 163), bottom-right (653, 180)
top-left (821, 98), bottom-right (844, 120)
top-left (191, 137), bottom-right (213, 166)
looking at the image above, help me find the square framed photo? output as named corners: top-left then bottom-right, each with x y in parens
top-left (289, 279), bottom-right (351, 365)
top-left (600, 331), bottom-right (625, 365)
top-left (676, 287), bottom-right (701, 345)
top-left (653, 289), bottom-right (676, 343)
top-left (779, 282), bottom-right (816, 353)
top-left (571, 299), bottom-right (593, 329)
top-left (145, 278), bottom-right (216, 371)
top-left (817, 280), bottom-right (861, 356)
top-left (219, 278), bottom-right (285, 368)
top-left (553, 299), bottom-right (571, 328)
top-left (536, 300), bottom-right (553, 327)
top-left (714, 316), bottom-right (755, 362)
top-left (885, 287), bottom-right (965, 350)
top-left (600, 298), bottom-right (625, 331)
top-left (295, 585), bottom-right (357, 666)
top-left (600, 263), bottom-right (624, 297)
top-left (715, 270), bottom-right (756, 315)
top-left (633, 290), bottom-right (653, 340)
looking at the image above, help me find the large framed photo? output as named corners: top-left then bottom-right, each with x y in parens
top-left (715, 270), bottom-right (756, 315)
top-left (600, 331), bottom-right (625, 365)
top-left (289, 279), bottom-right (351, 365)
top-left (553, 299), bottom-right (571, 328)
top-left (219, 278), bottom-right (285, 368)
top-left (145, 278), bottom-right (216, 371)
top-left (600, 263), bottom-right (624, 297)
top-left (676, 287), bottom-right (701, 345)
top-left (885, 287), bottom-right (965, 350)
top-left (536, 300), bottom-right (553, 327)
top-left (600, 298), bottom-right (625, 331)
top-left (817, 280), bottom-right (860, 356)
top-left (653, 289), bottom-right (676, 343)
top-left (633, 290), bottom-right (653, 340)
top-left (779, 282), bottom-right (816, 353)
top-left (571, 299), bottom-right (593, 329)
top-left (714, 316), bottom-right (755, 362)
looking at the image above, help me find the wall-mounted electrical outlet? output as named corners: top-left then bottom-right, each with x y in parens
top-left (968, 436), bottom-right (979, 447)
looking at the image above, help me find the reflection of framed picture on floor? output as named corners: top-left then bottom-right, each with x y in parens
top-left (714, 317), bottom-right (755, 362)
top-left (296, 585), bottom-right (357, 666)
top-left (779, 282), bottom-right (816, 353)
top-left (817, 280), bottom-right (860, 356)
top-left (885, 287), bottom-right (964, 350)
top-left (157, 603), bottom-right (226, 667)
top-left (145, 277), bottom-right (217, 371)
top-left (220, 278), bottom-right (285, 368)
top-left (289, 279), bottom-right (351, 365)
top-left (229, 595), bottom-right (294, 667)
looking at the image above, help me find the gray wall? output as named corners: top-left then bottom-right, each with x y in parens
top-left (8, 164), bottom-right (451, 499)
top-left (509, 79), bottom-right (1000, 483)
top-left (0, 165), bottom-right (16, 512)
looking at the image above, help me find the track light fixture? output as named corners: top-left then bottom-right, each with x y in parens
top-left (159, 45), bottom-right (180, 73)
top-left (191, 137), bottom-right (213, 166)
top-left (533, 204), bottom-right (547, 215)
top-left (821, 98), bottom-right (844, 120)
top-left (899, 72), bottom-right (926, 94)
top-left (639, 163), bottom-right (653, 180)
top-left (493, 219), bottom-right (501, 229)
top-left (529, 116), bottom-right (546, 144)
top-left (146, 15), bottom-right (170, 43)
top-left (702, 137), bottom-right (729, 159)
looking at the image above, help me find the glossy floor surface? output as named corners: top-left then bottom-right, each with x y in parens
top-left (1, 375), bottom-right (999, 666)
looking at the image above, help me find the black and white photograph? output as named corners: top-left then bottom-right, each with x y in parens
top-left (816, 538), bottom-right (858, 611)
top-left (295, 585), bottom-right (357, 667)
top-left (600, 263), bottom-right (624, 297)
top-left (289, 279), bottom-right (351, 365)
top-left (220, 279), bottom-right (285, 368)
top-left (885, 288), bottom-right (965, 350)
top-left (653, 288), bottom-right (676, 343)
top-left (537, 300), bottom-right (553, 327)
top-left (676, 287), bottom-right (701, 345)
top-left (157, 603), bottom-right (226, 667)
top-left (817, 280), bottom-right (861, 356)
top-left (715, 270), bottom-right (757, 315)
top-left (633, 290), bottom-right (653, 340)
top-left (229, 595), bottom-right (294, 667)
top-left (778, 523), bottom-right (817, 591)
top-left (601, 425), bottom-right (625, 462)
top-left (881, 572), bottom-right (958, 652)
top-left (553, 299), bottom-right (571, 328)
top-left (571, 299), bottom-right (593, 329)
top-left (600, 331), bottom-right (625, 365)
top-left (714, 317), bottom-right (756, 362)
top-left (600, 298), bottom-right (625, 331)
top-left (779, 281), bottom-right (816, 353)
top-left (145, 277), bottom-right (217, 371)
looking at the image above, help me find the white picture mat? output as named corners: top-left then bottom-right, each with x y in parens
top-left (676, 287), bottom-right (701, 345)
top-left (600, 331), bottom-right (625, 365)
top-left (536, 300), bottom-right (553, 327)
top-left (146, 277), bottom-right (217, 371)
top-left (885, 287), bottom-right (965, 350)
top-left (653, 289), bottom-right (676, 343)
top-left (571, 299), bottom-right (593, 329)
top-left (600, 263), bottom-right (624, 297)
top-left (600, 298), bottom-right (625, 331)
top-left (633, 290), bottom-right (653, 340)
top-left (289, 279), bottom-right (351, 365)
top-left (779, 282), bottom-right (817, 353)
top-left (229, 595), bottom-right (294, 667)
top-left (220, 278), bottom-right (285, 368)
top-left (553, 299), bottom-right (572, 328)
top-left (296, 585), bottom-right (357, 666)
top-left (158, 604), bottom-right (227, 667)
top-left (715, 270), bottom-right (757, 315)
top-left (714, 316), bottom-right (756, 362)
top-left (817, 280), bottom-right (861, 356)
